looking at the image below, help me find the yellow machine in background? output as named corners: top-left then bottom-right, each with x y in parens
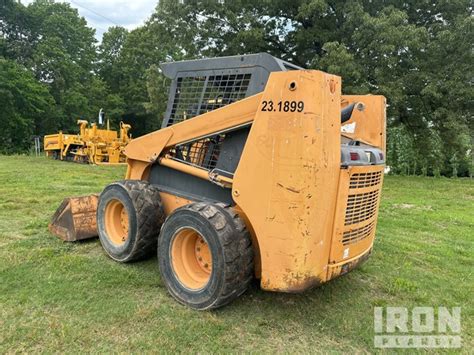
top-left (44, 120), bottom-right (131, 164)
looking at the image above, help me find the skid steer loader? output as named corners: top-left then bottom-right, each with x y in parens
top-left (49, 54), bottom-right (386, 309)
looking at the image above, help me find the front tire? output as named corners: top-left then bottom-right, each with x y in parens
top-left (97, 180), bottom-right (165, 262)
top-left (158, 202), bottom-right (254, 310)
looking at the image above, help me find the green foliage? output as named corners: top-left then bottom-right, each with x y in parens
top-left (0, 58), bottom-right (55, 153)
top-left (144, 64), bottom-right (168, 129)
top-left (97, 26), bottom-right (128, 93)
top-left (0, 0), bottom-right (472, 176)
top-left (1, 0), bottom-right (114, 139)
top-left (172, 0), bottom-right (473, 176)
top-left (132, 0), bottom-right (471, 176)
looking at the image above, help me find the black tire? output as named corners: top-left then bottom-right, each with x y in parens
top-left (158, 202), bottom-right (253, 310)
top-left (97, 180), bottom-right (165, 262)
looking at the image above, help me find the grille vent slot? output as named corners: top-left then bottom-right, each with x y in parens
top-left (342, 221), bottom-right (375, 245)
top-left (345, 190), bottom-right (379, 225)
top-left (349, 171), bottom-right (382, 189)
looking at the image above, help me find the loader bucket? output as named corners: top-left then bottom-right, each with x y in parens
top-left (49, 194), bottom-right (99, 241)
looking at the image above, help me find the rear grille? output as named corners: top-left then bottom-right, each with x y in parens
top-left (345, 190), bottom-right (379, 225)
top-left (349, 171), bottom-right (382, 189)
top-left (342, 221), bottom-right (375, 245)
top-left (333, 167), bottom-right (383, 254)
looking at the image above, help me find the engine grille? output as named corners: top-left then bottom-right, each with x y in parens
top-left (349, 171), bottom-right (382, 189)
top-left (340, 168), bottom-right (383, 246)
top-left (342, 221), bottom-right (375, 245)
top-left (345, 190), bottom-right (379, 225)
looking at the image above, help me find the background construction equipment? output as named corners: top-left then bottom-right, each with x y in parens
top-left (44, 119), bottom-right (131, 164)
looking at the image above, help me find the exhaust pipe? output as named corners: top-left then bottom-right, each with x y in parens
top-left (341, 102), bottom-right (365, 123)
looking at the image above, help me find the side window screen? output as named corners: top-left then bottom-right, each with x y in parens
top-left (168, 74), bottom-right (251, 126)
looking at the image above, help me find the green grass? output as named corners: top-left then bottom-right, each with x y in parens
top-left (0, 155), bottom-right (472, 353)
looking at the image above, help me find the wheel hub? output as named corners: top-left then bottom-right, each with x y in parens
top-left (104, 199), bottom-right (129, 245)
top-left (195, 235), bottom-right (212, 272)
top-left (170, 228), bottom-right (212, 290)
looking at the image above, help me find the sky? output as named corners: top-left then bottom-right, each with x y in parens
top-left (22, 0), bottom-right (159, 41)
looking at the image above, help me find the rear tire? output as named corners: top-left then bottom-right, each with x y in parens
top-left (158, 202), bottom-right (253, 310)
top-left (97, 180), bottom-right (165, 262)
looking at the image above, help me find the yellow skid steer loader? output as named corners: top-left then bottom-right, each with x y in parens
top-left (50, 54), bottom-right (386, 309)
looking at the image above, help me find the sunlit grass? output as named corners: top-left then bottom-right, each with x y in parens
top-left (0, 155), bottom-right (472, 352)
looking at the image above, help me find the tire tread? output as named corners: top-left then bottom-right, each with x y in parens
top-left (99, 180), bottom-right (165, 262)
top-left (172, 202), bottom-right (254, 309)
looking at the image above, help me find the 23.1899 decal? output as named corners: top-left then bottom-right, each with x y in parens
top-left (261, 100), bottom-right (304, 112)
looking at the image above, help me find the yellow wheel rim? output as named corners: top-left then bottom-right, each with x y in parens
top-left (170, 228), bottom-right (212, 290)
top-left (104, 199), bottom-right (129, 245)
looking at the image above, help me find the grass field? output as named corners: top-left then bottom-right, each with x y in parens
top-left (0, 155), bottom-right (472, 352)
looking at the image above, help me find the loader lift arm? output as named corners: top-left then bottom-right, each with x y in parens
top-left (124, 93), bottom-right (263, 180)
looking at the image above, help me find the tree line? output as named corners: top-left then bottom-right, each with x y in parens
top-left (1, 0), bottom-right (472, 176)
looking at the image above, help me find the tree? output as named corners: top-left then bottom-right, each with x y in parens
top-left (150, 0), bottom-right (471, 176)
top-left (144, 64), bottom-right (168, 129)
top-left (106, 2), bottom-right (203, 135)
top-left (26, 0), bottom-right (100, 130)
top-left (98, 26), bottom-right (128, 93)
top-left (0, 0), bottom-right (471, 176)
top-left (0, 58), bottom-right (55, 153)
top-left (1, 0), bottom-right (110, 139)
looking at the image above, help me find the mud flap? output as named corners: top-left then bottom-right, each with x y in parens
top-left (49, 194), bottom-right (98, 241)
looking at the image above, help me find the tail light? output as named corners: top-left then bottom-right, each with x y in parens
top-left (350, 152), bottom-right (360, 161)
